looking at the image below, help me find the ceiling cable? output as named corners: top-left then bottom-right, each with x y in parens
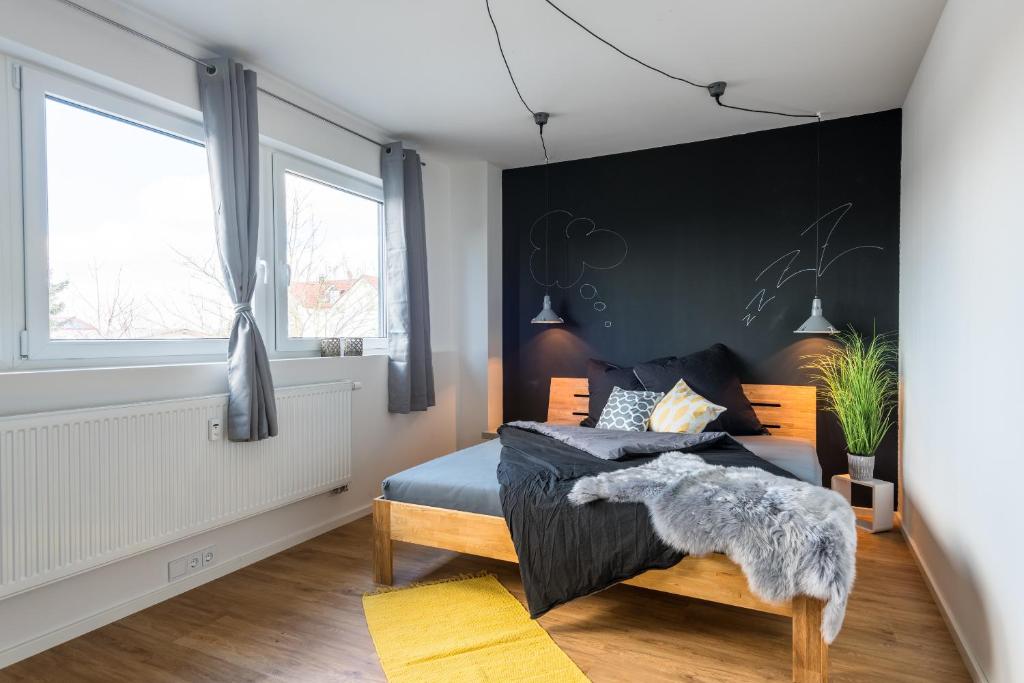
top-left (713, 94), bottom-right (820, 120)
top-left (542, 0), bottom-right (820, 121)
top-left (486, 0), bottom-right (823, 165)
top-left (541, 0), bottom-right (709, 89)
top-left (814, 115), bottom-right (822, 295)
top-left (485, 0), bottom-right (550, 162)
top-left (484, 0), bottom-right (537, 116)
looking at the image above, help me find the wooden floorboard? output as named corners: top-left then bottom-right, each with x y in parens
top-left (0, 515), bottom-right (969, 682)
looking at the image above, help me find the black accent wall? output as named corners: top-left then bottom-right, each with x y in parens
top-left (502, 109), bottom-right (901, 487)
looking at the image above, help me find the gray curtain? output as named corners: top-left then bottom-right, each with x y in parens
top-left (197, 58), bottom-right (277, 441)
top-left (382, 142), bottom-right (435, 413)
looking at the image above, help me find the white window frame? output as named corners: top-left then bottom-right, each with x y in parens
top-left (269, 151), bottom-right (387, 354)
top-left (20, 65), bottom-right (229, 361)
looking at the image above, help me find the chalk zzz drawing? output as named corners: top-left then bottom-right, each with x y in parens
top-left (528, 209), bottom-right (628, 325)
top-left (742, 202), bottom-right (883, 327)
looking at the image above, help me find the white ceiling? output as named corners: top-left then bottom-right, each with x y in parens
top-left (117, 0), bottom-right (945, 168)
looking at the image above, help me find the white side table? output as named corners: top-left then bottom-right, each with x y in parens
top-left (831, 474), bottom-right (894, 533)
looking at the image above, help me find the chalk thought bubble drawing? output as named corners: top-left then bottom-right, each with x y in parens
top-left (528, 209), bottom-right (628, 290)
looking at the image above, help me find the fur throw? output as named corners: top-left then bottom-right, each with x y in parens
top-left (568, 452), bottom-right (856, 642)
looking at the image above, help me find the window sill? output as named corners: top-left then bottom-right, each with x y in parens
top-left (5, 345), bottom-right (389, 374)
top-left (0, 355), bottom-right (390, 417)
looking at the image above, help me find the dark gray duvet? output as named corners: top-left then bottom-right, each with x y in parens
top-left (497, 424), bottom-right (796, 617)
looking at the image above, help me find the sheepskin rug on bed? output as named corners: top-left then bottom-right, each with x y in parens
top-left (568, 452), bottom-right (857, 643)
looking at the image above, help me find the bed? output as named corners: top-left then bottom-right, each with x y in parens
top-left (374, 378), bottom-right (830, 683)
top-left (382, 433), bottom-right (821, 518)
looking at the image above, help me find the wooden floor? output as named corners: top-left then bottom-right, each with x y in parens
top-left (1, 515), bottom-right (969, 682)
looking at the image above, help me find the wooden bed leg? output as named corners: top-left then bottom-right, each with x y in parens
top-left (373, 498), bottom-right (393, 585)
top-left (792, 596), bottom-right (829, 683)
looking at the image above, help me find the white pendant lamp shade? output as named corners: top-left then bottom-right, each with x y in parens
top-left (794, 296), bottom-right (838, 334)
top-left (531, 294), bottom-right (564, 324)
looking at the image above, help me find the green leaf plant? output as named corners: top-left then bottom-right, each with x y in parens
top-left (802, 328), bottom-right (898, 457)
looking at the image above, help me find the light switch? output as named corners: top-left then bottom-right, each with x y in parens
top-left (208, 418), bottom-right (222, 441)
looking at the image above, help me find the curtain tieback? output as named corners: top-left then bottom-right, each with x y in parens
top-left (233, 303), bottom-right (253, 316)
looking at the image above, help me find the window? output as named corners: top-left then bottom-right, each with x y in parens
top-left (271, 153), bottom-right (385, 352)
top-left (21, 67), bottom-right (230, 360)
top-left (18, 65), bottom-right (387, 365)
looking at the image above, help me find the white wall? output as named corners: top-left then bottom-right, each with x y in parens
top-left (0, 354), bottom-right (459, 665)
top-left (485, 163), bottom-right (503, 430)
top-left (0, 0), bottom-right (498, 665)
top-left (450, 161), bottom-right (503, 448)
top-left (450, 162), bottom-right (488, 448)
top-left (900, 2), bottom-right (1024, 681)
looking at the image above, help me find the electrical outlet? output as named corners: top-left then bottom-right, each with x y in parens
top-left (168, 546), bottom-right (217, 583)
top-left (208, 418), bottom-right (222, 441)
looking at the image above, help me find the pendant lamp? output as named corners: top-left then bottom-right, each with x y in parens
top-left (794, 296), bottom-right (838, 334)
top-left (531, 294), bottom-right (564, 324)
top-left (529, 112), bottom-right (564, 325)
top-left (795, 114), bottom-right (838, 335)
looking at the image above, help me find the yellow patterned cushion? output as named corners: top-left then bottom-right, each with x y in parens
top-left (649, 378), bottom-right (727, 433)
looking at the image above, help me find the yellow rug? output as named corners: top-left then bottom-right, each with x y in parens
top-left (363, 573), bottom-right (589, 682)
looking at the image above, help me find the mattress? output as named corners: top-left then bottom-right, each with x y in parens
top-left (382, 439), bottom-right (505, 516)
top-left (732, 435), bottom-right (822, 486)
top-left (382, 433), bottom-right (821, 517)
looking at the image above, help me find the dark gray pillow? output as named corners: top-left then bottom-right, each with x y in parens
top-left (633, 344), bottom-right (765, 436)
top-left (582, 358), bottom-right (643, 427)
top-left (582, 356), bottom-right (673, 427)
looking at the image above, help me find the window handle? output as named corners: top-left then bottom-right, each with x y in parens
top-left (283, 263), bottom-right (291, 286)
top-left (256, 259), bottom-right (269, 284)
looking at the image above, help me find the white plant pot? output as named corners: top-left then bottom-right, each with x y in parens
top-left (848, 453), bottom-right (875, 482)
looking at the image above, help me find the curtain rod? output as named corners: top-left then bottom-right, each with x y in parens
top-left (53, 0), bottom-right (388, 150)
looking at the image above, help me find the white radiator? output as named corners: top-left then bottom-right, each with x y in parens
top-left (0, 380), bottom-right (356, 599)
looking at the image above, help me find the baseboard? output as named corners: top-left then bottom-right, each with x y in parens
top-left (0, 503), bottom-right (371, 669)
top-left (897, 513), bottom-right (988, 683)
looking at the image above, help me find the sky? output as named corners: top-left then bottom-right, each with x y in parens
top-left (44, 96), bottom-right (381, 341)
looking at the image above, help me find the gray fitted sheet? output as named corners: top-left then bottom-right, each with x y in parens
top-left (382, 439), bottom-right (504, 516)
top-left (732, 435), bottom-right (822, 485)
top-left (381, 434), bottom-right (821, 517)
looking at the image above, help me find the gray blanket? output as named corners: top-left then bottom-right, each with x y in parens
top-left (569, 452), bottom-right (857, 642)
top-left (506, 421), bottom-right (726, 460)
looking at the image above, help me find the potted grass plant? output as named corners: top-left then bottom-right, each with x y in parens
top-left (803, 329), bottom-right (897, 481)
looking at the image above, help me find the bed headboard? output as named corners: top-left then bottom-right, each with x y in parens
top-left (547, 378), bottom-right (817, 445)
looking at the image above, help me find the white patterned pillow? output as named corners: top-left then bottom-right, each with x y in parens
top-left (596, 386), bottom-right (665, 431)
top-left (648, 378), bottom-right (727, 433)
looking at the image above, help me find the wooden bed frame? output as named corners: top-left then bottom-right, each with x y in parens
top-left (373, 379), bottom-right (827, 682)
